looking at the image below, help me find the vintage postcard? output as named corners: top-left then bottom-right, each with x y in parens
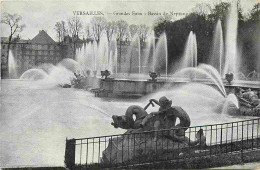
top-left (1, 0), bottom-right (260, 169)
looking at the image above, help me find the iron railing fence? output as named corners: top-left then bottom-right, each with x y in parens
top-left (65, 118), bottom-right (260, 169)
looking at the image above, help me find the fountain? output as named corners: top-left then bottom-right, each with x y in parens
top-left (75, 35), bottom-right (118, 78)
top-left (199, 64), bottom-right (227, 95)
top-left (221, 93), bottom-right (239, 117)
top-left (75, 43), bottom-right (93, 76)
top-left (97, 34), bottom-right (109, 71)
top-left (4, 3), bottom-right (260, 169)
top-left (223, 2), bottom-right (239, 77)
top-left (152, 30), bottom-right (156, 72)
top-left (247, 70), bottom-right (260, 81)
top-left (171, 64), bottom-right (227, 97)
top-left (125, 34), bottom-right (141, 75)
top-left (73, 30), bottom-right (167, 81)
top-left (113, 38), bottom-right (118, 74)
top-left (79, 20), bottom-right (258, 99)
top-left (20, 59), bottom-right (76, 86)
top-left (165, 33), bottom-right (168, 78)
top-left (8, 50), bottom-right (17, 79)
top-left (58, 58), bottom-right (79, 73)
top-left (179, 31), bottom-right (197, 70)
top-left (210, 20), bottom-right (224, 75)
top-left (153, 32), bottom-right (168, 78)
top-left (15, 2), bottom-right (257, 112)
top-left (141, 30), bottom-right (153, 74)
top-left (20, 68), bottom-right (49, 80)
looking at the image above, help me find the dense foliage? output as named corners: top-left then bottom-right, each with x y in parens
top-left (154, 2), bottom-right (260, 75)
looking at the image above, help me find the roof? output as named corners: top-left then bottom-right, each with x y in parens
top-left (31, 30), bottom-right (56, 44)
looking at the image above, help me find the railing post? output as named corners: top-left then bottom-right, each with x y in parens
top-left (65, 138), bottom-right (76, 169)
top-left (241, 122), bottom-right (244, 163)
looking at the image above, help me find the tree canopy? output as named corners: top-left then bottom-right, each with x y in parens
top-left (153, 2), bottom-right (260, 74)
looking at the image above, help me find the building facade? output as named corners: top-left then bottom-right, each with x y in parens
top-left (1, 30), bottom-right (85, 78)
top-left (1, 30), bottom-right (151, 78)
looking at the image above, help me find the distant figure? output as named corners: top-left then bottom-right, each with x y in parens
top-left (180, 129), bottom-right (206, 146)
top-left (194, 129), bottom-right (207, 146)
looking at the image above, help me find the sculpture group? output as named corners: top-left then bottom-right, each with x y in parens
top-left (232, 88), bottom-right (260, 116)
top-left (102, 96), bottom-right (206, 164)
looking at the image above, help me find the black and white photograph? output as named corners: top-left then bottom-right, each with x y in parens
top-left (1, 0), bottom-right (260, 169)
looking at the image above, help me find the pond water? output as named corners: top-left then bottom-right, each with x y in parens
top-left (0, 79), bottom-right (255, 167)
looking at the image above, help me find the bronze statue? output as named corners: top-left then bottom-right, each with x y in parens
top-left (105, 97), bottom-right (206, 164)
top-left (111, 96), bottom-right (199, 143)
top-left (111, 105), bottom-right (148, 129)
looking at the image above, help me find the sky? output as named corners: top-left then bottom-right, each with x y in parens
top-left (0, 0), bottom-right (258, 41)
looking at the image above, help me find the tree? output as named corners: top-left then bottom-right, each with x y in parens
top-left (153, 15), bottom-right (172, 37)
top-left (138, 24), bottom-right (149, 46)
top-left (61, 21), bottom-right (67, 41)
top-left (116, 20), bottom-right (129, 42)
top-left (237, 0), bottom-right (244, 23)
top-left (153, 12), bottom-right (214, 72)
top-left (54, 20), bottom-right (67, 43)
top-left (85, 23), bottom-right (93, 39)
top-left (105, 21), bottom-right (117, 42)
top-left (90, 16), bottom-right (107, 44)
top-left (68, 16), bottom-right (83, 38)
top-left (207, 2), bottom-right (230, 28)
top-left (238, 3), bottom-right (260, 74)
top-left (67, 16), bottom-right (83, 57)
top-left (54, 22), bottom-right (62, 43)
top-left (104, 21), bottom-right (117, 67)
top-left (116, 20), bottom-right (129, 72)
top-left (249, 3), bottom-right (260, 21)
top-left (152, 1), bottom-right (260, 75)
top-left (1, 13), bottom-right (25, 77)
top-left (192, 3), bottom-right (212, 17)
top-left (129, 24), bottom-right (139, 38)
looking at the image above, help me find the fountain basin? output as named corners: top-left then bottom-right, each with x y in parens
top-left (68, 75), bottom-right (260, 97)
top-left (227, 105), bottom-right (260, 116)
top-left (74, 77), bottom-right (101, 89)
top-left (97, 78), bottom-right (260, 97)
